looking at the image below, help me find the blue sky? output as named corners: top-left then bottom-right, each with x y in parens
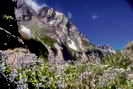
top-left (34, 0), bottom-right (133, 49)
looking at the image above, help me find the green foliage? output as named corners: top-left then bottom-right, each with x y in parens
top-left (31, 25), bottom-right (57, 47)
top-left (40, 35), bottom-right (57, 47)
top-left (3, 15), bottom-right (14, 20)
top-left (15, 63), bottom-right (58, 89)
top-left (96, 73), bottom-right (133, 89)
top-left (3, 66), bottom-right (12, 76)
top-left (102, 52), bottom-right (131, 69)
top-left (12, 62), bottom-right (132, 89)
top-left (81, 39), bottom-right (96, 50)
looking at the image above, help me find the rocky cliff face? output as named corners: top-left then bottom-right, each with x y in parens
top-left (15, 0), bottom-right (97, 64)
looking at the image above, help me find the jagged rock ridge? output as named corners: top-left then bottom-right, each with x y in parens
top-left (15, 0), bottom-right (97, 64)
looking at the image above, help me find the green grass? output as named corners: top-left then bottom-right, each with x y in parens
top-left (31, 25), bottom-right (57, 47)
top-left (10, 62), bottom-right (132, 89)
top-left (40, 35), bottom-right (57, 47)
top-left (102, 52), bottom-right (132, 69)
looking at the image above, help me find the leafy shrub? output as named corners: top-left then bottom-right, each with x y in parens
top-left (40, 35), bottom-right (57, 47)
top-left (102, 52), bottom-right (131, 69)
top-left (1, 59), bottom-right (133, 89)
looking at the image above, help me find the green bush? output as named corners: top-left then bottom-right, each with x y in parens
top-left (102, 52), bottom-right (131, 69)
top-left (1, 60), bottom-right (133, 89)
top-left (40, 35), bottom-right (57, 47)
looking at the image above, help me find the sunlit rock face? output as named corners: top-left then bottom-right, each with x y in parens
top-left (19, 25), bottom-right (32, 40)
top-left (15, 0), bottom-right (94, 63)
top-left (97, 45), bottom-right (116, 56)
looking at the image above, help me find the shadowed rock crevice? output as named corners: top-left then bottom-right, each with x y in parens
top-left (24, 39), bottom-right (48, 58)
top-left (61, 44), bottom-right (75, 61)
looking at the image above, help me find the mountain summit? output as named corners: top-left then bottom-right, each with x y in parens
top-left (15, 0), bottom-right (98, 64)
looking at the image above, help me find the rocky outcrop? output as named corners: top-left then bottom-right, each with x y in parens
top-left (14, 0), bottom-right (119, 64)
top-left (0, 0), bottom-right (116, 64)
top-left (14, 0), bottom-right (95, 64)
top-left (0, 48), bottom-right (41, 89)
top-left (97, 45), bottom-right (116, 56)
top-left (0, 48), bottom-right (39, 69)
